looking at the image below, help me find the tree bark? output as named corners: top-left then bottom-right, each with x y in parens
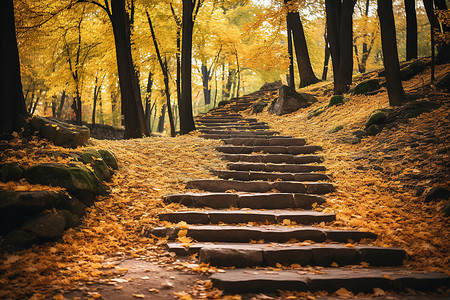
top-left (201, 64), bottom-right (211, 105)
top-left (287, 13), bottom-right (295, 87)
top-left (404, 0), bottom-right (418, 60)
top-left (286, 2), bottom-right (319, 88)
top-left (378, 0), bottom-right (405, 106)
top-left (179, 0), bottom-right (196, 134)
top-left (110, 0), bottom-right (148, 138)
top-left (57, 90), bottom-right (66, 119)
top-left (157, 104), bottom-right (166, 133)
top-left (322, 27), bottom-right (331, 80)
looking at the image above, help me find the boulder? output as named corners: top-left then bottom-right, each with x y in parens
top-left (30, 116), bottom-right (90, 148)
top-left (340, 136), bottom-right (361, 144)
top-left (328, 95), bottom-right (344, 107)
top-left (259, 80), bottom-right (282, 91)
top-left (425, 187), bottom-right (450, 202)
top-left (60, 209), bottom-right (81, 229)
top-left (353, 79), bottom-right (381, 95)
top-left (79, 149), bottom-right (112, 181)
top-left (366, 124), bottom-right (381, 136)
top-left (269, 85), bottom-right (315, 116)
top-left (1, 229), bottom-right (38, 251)
top-left (400, 60), bottom-right (427, 81)
top-left (23, 163), bottom-right (106, 206)
top-left (252, 100), bottom-right (269, 114)
top-left (366, 110), bottom-right (387, 128)
top-left (97, 149), bottom-right (119, 170)
top-left (0, 163), bottom-right (23, 182)
top-left (21, 210), bottom-right (66, 240)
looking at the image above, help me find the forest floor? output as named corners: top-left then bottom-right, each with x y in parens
top-left (0, 63), bottom-right (449, 300)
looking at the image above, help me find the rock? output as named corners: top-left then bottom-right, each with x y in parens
top-left (353, 130), bottom-right (367, 138)
top-left (400, 60), bottom-right (426, 81)
top-left (23, 163), bottom-right (106, 206)
top-left (353, 79), bottom-right (381, 95)
top-left (328, 95), bottom-right (344, 107)
top-left (437, 72), bottom-right (450, 91)
top-left (366, 111), bottom-right (387, 128)
top-left (269, 85), bottom-right (315, 116)
top-left (217, 100), bottom-right (230, 107)
top-left (97, 149), bottom-right (119, 170)
top-left (252, 100), bottom-right (269, 114)
top-left (1, 229), bottom-right (38, 251)
top-left (341, 136), bottom-right (361, 144)
top-left (404, 101), bottom-right (440, 118)
top-left (79, 149), bottom-right (112, 181)
top-left (425, 187), bottom-right (450, 202)
top-left (331, 125), bottom-right (343, 133)
top-left (260, 80), bottom-right (282, 91)
top-left (21, 210), bottom-right (66, 240)
top-left (0, 163), bottom-right (23, 182)
top-left (0, 190), bottom-right (85, 235)
top-left (366, 124), bottom-right (380, 136)
top-left (30, 116), bottom-right (90, 148)
top-left (60, 209), bottom-right (81, 229)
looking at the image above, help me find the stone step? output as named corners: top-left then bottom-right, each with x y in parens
top-left (216, 145), bottom-right (322, 155)
top-left (186, 179), bottom-right (335, 194)
top-left (159, 209), bottom-right (335, 225)
top-left (200, 130), bottom-right (278, 135)
top-left (223, 154), bottom-right (323, 164)
top-left (199, 125), bottom-right (271, 131)
top-left (197, 118), bottom-right (256, 123)
top-left (223, 137), bottom-right (306, 146)
top-left (164, 193), bottom-right (326, 209)
top-left (198, 121), bottom-right (265, 126)
top-left (211, 170), bottom-right (330, 182)
top-left (146, 225), bottom-right (377, 243)
top-left (210, 268), bottom-right (450, 293)
top-left (200, 134), bottom-right (293, 140)
top-left (228, 162), bottom-right (326, 173)
top-left (166, 243), bottom-right (406, 267)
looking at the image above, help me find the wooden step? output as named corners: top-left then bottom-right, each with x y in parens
top-left (223, 154), bottom-right (323, 164)
top-left (227, 162), bottom-right (326, 173)
top-left (216, 145), bottom-right (322, 155)
top-left (186, 179), bottom-right (335, 194)
top-left (223, 137), bottom-right (306, 146)
top-left (146, 225), bottom-right (377, 243)
top-left (164, 192), bottom-right (326, 209)
top-left (166, 243), bottom-right (406, 267)
top-left (159, 209), bottom-right (335, 225)
top-left (211, 170), bottom-right (330, 182)
top-left (210, 268), bottom-right (450, 293)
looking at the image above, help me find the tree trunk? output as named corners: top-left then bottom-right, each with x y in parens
top-left (325, 0), bottom-right (355, 95)
top-left (378, 0), bottom-right (405, 106)
top-left (286, 4), bottom-right (319, 88)
top-left (179, 0), bottom-right (196, 134)
top-left (224, 69), bottom-right (236, 99)
top-left (287, 13), bottom-right (295, 87)
top-left (404, 0), bottom-right (418, 60)
top-left (157, 104), bottom-right (166, 133)
top-left (57, 90), bottom-right (66, 119)
top-left (111, 0), bottom-right (148, 138)
top-left (144, 71), bottom-right (153, 132)
top-left (92, 77), bottom-right (100, 125)
top-left (322, 27), bottom-right (331, 80)
top-left (201, 64), bottom-right (211, 105)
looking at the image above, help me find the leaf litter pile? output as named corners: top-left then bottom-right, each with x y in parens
top-left (0, 66), bottom-right (449, 299)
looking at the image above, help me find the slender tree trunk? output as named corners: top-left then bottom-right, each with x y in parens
top-left (201, 64), bottom-right (211, 105)
top-left (224, 69), bottom-right (235, 99)
top-left (57, 90), bottom-right (66, 119)
top-left (92, 77), bottom-right (100, 125)
top-left (157, 104), bottom-right (166, 133)
top-left (378, 0), bottom-right (405, 106)
top-left (111, 0), bottom-right (148, 138)
top-left (144, 71), bottom-right (153, 132)
top-left (322, 26), bottom-right (331, 80)
top-left (31, 93), bottom-right (40, 116)
top-left (287, 14), bottom-right (295, 87)
top-left (286, 2), bottom-right (319, 87)
top-left (405, 0), bottom-right (418, 60)
top-left (179, 0), bottom-right (196, 134)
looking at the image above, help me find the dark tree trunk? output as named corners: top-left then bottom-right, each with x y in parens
top-left (325, 0), bottom-right (355, 95)
top-left (404, 0), bottom-right (418, 60)
top-left (322, 27), bottom-right (331, 80)
top-left (201, 64), bottom-right (211, 105)
top-left (287, 13), bottom-right (295, 88)
top-left (144, 71), bottom-right (153, 132)
top-left (378, 0), bottom-right (405, 106)
top-left (92, 77), bottom-right (100, 125)
top-left (111, 0), bottom-right (148, 138)
top-left (224, 69), bottom-right (236, 99)
top-left (157, 104), bottom-right (166, 133)
top-left (179, 0), bottom-right (196, 134)
top-left (57, 90), bottom-right (66, 119)
top-left (355, 0), bottom-right (373, 73)
top-left (286, 2), bottom-right (319, 88)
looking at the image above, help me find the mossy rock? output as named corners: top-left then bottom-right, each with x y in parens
top-left (1, 229), bottom-right (38, 251)
top-left (21, 210), bottom-right (66, 240)
top-left (23, 163), bottom-right (106, 206)
top-left (400, 60), bottom-right (426, 81)
top-left (366, 124), bottom-right (381, 136)
top-left (331, 125), bottom-right (344, 133)
top-left (366, 111), bottom-right (387, 128)
top-left (353, 79), bottom-right (381, 95)
top-left (60, 209), bottom-right (81, 229)
top-left (329, 95), bottom-right (344, 107)
top-left (97, 149), bottom-right (119, 170)
top-left (79, 149), bottom-right (112, 181)
top-left (0, 163), bottom-right (23, 182)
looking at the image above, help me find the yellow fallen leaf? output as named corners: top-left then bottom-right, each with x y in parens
top-left (132, 294), bottom-right (145, 298)
top-left (178, 229), bottom-right (188, 238)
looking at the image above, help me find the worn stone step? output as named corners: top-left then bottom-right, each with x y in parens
top-left (200, 130), bottom-right (278, 135)
top-left (211, 170), bottom-right (330, 182)
top-left (210, 268), bottom-right (450, 293)
top-left (198, 121), bottom-right (265, 126)
top-left (200, 125), bottom-right (271, 131)
top-left (197, 118), bottom-right (256, 123)
top-left (186, 179), bottom-right (335, 194)
top-left (164, 193), bottom-right (326, 209)
top-left (227, 162), bottom-right (326, 173)
top-left (223, 137), bottom-right (306, 146)
top-left (146, 225), bottom-right (377, 243)
top-left (200, 134), bottom-right (293, 140)
top-left (216, 145), bottom-right (322, 155)
top-left (223, 154), bottom-right (323, 164)
top-left (159, 209), bottom-right (335, 225)
top-left (166, 243), bottom-right (406, 267)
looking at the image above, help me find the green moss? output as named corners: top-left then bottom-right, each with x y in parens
top-left (79, 150), bottom-right (111, 181)
top-left (366, 124), bottom-right (380, 136)
top-left (331, 125), bottom-right (344, 133)
top-left (1, 163), bottom-right (23, 182)
top-left (366, 111), bottom-right (387, 128)
top-left (353, 79), bottom-right (381, 95)
top-left (328, 95), bottom-right (344, 107)
top-left (98, 149), bottom-right (119, 170)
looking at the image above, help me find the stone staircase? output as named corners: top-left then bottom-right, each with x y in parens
top-left (145, 103), bottom-right (449, 295)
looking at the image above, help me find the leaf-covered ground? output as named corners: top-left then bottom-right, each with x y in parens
top-left (0, 64), bottom-right (449, 299)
